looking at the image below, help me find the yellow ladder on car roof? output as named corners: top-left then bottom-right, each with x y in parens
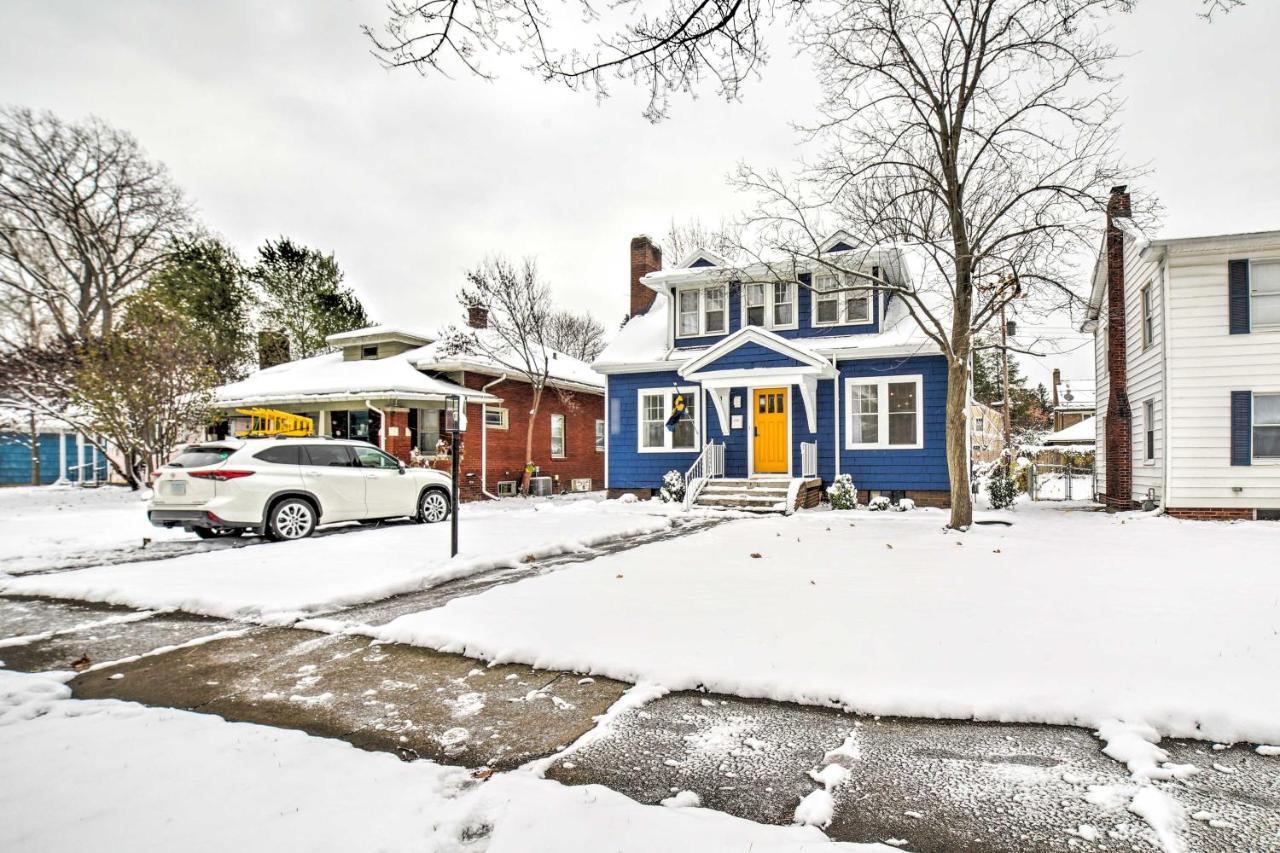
top-left (236, 408), bottom-right (315, 437)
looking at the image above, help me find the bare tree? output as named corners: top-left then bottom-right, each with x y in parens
top-left (70, 289), bottom-right (216, 488)
top-left (660, 218), bottom-right (741, 264)
top-left (444, 256), bottom-right (574, 490)
top-left (719, 0), bottom-right (1129, 528)
top-left (366, 0), bottom-right (1242, 120)
top-left (0, 107), bottom-right (192, 345)
top-left (547, 309), bottom-right (607, 362)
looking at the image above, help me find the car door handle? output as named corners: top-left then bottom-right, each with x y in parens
top-left (365, 474), bottom-right (377, 479)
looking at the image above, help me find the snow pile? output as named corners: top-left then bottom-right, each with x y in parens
top-left (0, 670), bottom-right (893, 852)
top-left (0, 485), bottom-right (186, 575)
top-left (373, 505), bottom-right (1280, 746)
top-left (1, 499), bottom-right (674, 622)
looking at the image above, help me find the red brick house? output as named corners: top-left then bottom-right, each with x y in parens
top-left (213, 318), bottom-right (605, 501)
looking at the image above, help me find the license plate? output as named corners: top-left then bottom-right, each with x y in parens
top-left (168, 480), bottom-right (186, 496)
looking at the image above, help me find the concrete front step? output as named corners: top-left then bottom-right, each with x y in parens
top-left (694, 477), bottom-right (795, 513)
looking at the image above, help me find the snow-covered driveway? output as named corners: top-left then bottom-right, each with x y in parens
top-left (0, 496), bottom-right (679, 622)
top-left (372, 504), bottom-right (1280, 747)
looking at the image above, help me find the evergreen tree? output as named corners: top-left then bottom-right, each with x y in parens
top-left (249, 237), bottom-right (369, 359)
top-left (148, 237), bottom-right (254, 382)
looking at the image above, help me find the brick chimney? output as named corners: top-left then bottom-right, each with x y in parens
top-left (1051, 368), bottom-right (1061, 407)
top-left (629, 235), bottom-right (663, 317)
top-left (1103, 185), bottom-right (1134, 510)
top-left (467, 304), bottom-right (489, 329)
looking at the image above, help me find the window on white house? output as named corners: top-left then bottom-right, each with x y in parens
top-left (1252, 262), bottom-right (1280, 330)
top-left (813, 272), bottom-right (873, 326)
top-left (1144, 400), bottom-right (1155, 461)
top-left (704, 286), bottom-right (726, 334)
top-left (744, 283), bottom-right (767, 327)
top-left (1254, 393), bottom-right (1280, 459)
top-left (484, 407), bottom-right (508, 429)
top-left (361, 344), bottom-right (378, 359)
top-left (550, 413), bottom-right (566, 458)
top-left (638, 388), bottom-right (699, 452)
top-left (845, 376), bottom-right (924, 449)
top-left (595, 419), bottom-right (605, 452)
top-left (1141, 285), bottom-right (1154, 348)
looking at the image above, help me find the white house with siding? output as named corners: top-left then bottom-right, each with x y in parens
top-left (1082, 186), bottom-right (1280, 519)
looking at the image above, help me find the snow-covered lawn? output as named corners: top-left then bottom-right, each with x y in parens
top-left (0, 496), bottom-right (677, 622)
top-left (372, 504), bottom-right (1280, 747)
top-left (0, 670), bottom-right (887, 853)
top-left (0, 485), bottom-right (186, 574)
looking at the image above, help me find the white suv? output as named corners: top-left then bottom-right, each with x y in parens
top-left (148, 438), bottom-right (453, 540)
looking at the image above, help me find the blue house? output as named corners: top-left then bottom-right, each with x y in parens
top-left (593, 233), bottom-right (952, 510)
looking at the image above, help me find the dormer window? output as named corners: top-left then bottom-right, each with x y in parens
top-left (813, 271), bottom-right (873, 327)
top-left (742, 282), bottom-right (797, 330)
top-left (361, 344), bottom-right (379, 359)
top-left (674, 285), bottom-right (728, 338)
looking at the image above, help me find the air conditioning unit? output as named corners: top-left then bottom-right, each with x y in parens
top-left (496, 480), bottom-right (518, 497)
top-left (529, 476), bottom-right (554, 497)
top-left (571, 478), bottom-right (593, 493)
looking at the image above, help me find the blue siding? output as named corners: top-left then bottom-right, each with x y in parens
top-left (0, 433), bottom-right (105, 485)
top-left (673, 281), bottom-right (883, 353)
top-left (607, 371), bottom-right (703, 489)
top-left (703, 341), bottom-right (809, 372)
top-left (1230, 391), bottom-right (1252, 466)
top-left (837, 355), bottom-right (950, 492)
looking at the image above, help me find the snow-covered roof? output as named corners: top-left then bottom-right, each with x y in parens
top-left (213, 351), bottom-right (498, 408)
top-left (1055, 378), bottom-right (1096, 410)
top-left (1044, 416), bottom-right (1096, 445)
top-left (410, 329), bottom-right (604, 393)
top-left (593, 242), bottom-right (945, 373)
top-left (324, 326), bottom-right (433, 348)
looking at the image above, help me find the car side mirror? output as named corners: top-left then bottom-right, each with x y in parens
top-left (398, 463), bottom-right (407, 475)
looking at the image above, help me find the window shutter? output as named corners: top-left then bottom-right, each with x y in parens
top-left (1230, 391), bottom-right (1252, 466)
top-left (1228, 259), bottom-right (1250, 334)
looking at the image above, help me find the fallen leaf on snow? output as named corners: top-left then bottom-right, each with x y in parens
top-left (70, 655), bottom-right (91, 672)
top-left (750, 553), bottom-right (762, 559)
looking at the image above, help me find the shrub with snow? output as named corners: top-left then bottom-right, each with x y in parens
top-left (868, 495), bottom-right (891, 511)
top-left (658, 470), bottom-right (685, 504)
top-left (825, 474), bottom-right (856, 510)
top-left (987, 463), bottom-right (1018, 510)
top-left (617, 493), bottom-right (638, 504)
top-left (894, 498), bottom-right (916, 512)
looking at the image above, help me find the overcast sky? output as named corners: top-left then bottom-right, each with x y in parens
top-left (4, 0), bottom-right (1279, 387)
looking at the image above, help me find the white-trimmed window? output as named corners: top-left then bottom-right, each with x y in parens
top-left (1141, 285), bottom-right (1154, 348)
top-left (844, 375), bottom-right (924, 449)
top-left (1144, 399), bottom-right (1155, 461)
top-left (550, 413), bottom-right (566, 458)
top-left (741, 282), bottom-right (797, 330)
top-left (674, 286), bottom-right (727, 338)
top-left (813, 272), bottom-right (873, 327)
top-left (637, 388), bottom-right (699, 452)
top-left (1253, 262), bottom-right (1280, 330)
top-left (484, 407), bottom-right (509, 429)
top-left (1255, 393), bottom-right (1280, 459)
top-left (595, 419), bottom-right (605, 452)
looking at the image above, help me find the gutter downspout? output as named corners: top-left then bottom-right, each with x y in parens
top-left (1159, 255), bottom-right (1172, 515)
top-left (480, 374), bottom-right (507, 500)
top-left (365, 400), bottom-right (386, 451)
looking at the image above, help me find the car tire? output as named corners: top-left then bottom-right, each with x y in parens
top-left (416, 489), bottom-right (451, 524)
top-left (193, 527), bottom-right (244, 540)
top-left (267, 498), bottom-right (317, 541)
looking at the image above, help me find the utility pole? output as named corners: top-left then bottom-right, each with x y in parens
top-left (449, 394), bottom-right (462, 557)
top-left (1000, 302), bottom-right (1012, 471)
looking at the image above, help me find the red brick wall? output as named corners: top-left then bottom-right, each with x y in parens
top-left (449, 374), bottom-right (604, 501)
top-left (855, 489), bottom-right (950, 508)
top-left (1103, 188), bottom-right (1135, 511)
top-left (384, 409), bottom-right (413, 463)
top-left (1165, 508), bottom-right (1254, 521)
top-left (630, 236), bottom-right (662, 317)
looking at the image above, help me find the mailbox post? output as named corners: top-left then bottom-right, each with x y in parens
top-left (448, 395), bottom-right (465, 557)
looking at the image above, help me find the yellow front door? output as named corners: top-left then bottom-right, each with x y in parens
top-left (753, 387), bottom-right (788, 474)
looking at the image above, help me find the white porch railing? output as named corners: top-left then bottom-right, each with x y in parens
top-left (683, 441), bottom-right (725, 510)
top-left (800, 441), bottom-right (818, 479)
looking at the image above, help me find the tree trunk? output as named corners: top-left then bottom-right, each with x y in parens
top-left (29, 410), bottom-right (41, 485)
top-left (945, 355), bottom-right (973, 528)
top-left (522, 384), bottom-right (544, 493)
